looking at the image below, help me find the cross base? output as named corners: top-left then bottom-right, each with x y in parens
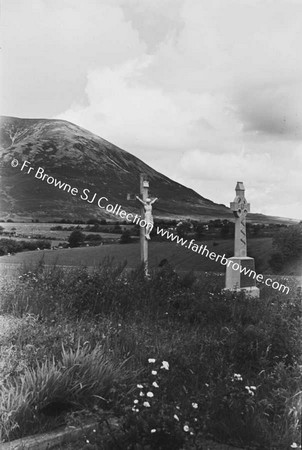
top-left (224, 256), bottom-right (260, 298)
top-left (223, 285), bottom-right (260, 298)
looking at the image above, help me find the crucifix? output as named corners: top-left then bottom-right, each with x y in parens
top-left (230, 182), bottom-right (250, 257)
top-left (128, 173), bottom-right (158, 277)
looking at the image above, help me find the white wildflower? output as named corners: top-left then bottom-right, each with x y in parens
top-left (151, 429), bottom-right (156, 433)
top-left (192, 403), bottom-right (198, 409)
top-left (151, 370), bottom-right (157, 375)
top-left (245, 386), bottom-right (255, 396)
top-left (152, 381), bottom-right (159, 388)
top-left (232, 373), bottom-right (243, 381)
top-left (183, 425), bottom-right (189, 432)
top-left (143, 401), bottom-right (151, 407)
top-left (161, 361), bottom-right (169, 370)
top-left (147, 392), bottom-right (154, 397)
top-left (174, 414), bottom-right (180, 421)
top-left (137, 384), bottom-right (143, 388)
top-left (148, 358), bottom-right (156, 363)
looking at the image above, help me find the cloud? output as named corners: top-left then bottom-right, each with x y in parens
top-left (235, 84), bottom-right (302, 138)
top-left (3, 0), bottom-right (302, 218)
top-left (1, 0), bottom-right (145, 117)
top-left (177, 144), bottom-right (302, 218)
top-left (57, 57), bottom-right (240, 154)
top-left (120, 0), bottom-right (184, 51)
top-left (55, 0), bottom-right (302, 218)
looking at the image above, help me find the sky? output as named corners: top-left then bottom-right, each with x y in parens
top-left (1, 0), bottom-right (302, 219)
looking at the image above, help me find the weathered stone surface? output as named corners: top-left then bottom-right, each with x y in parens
top-left (225, 182), bottom-right (260, 297)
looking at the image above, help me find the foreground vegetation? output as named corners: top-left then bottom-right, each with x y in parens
top-left (0, 261), bottom-right (301, 449)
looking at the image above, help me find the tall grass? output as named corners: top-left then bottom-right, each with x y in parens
top-left (0, 260), bottom-right (301, 448)
top-left (0, 343), bottom-right (120, 442)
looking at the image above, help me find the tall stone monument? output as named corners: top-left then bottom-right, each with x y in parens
top-left (225, 182), bottom-right (260, 297)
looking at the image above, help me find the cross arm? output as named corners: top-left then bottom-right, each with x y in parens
top-left (136, 195), bottom-right (145, 205)
top-left (150, 197), bottom-right (158, 204)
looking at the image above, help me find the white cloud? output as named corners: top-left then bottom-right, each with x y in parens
top-left (1, 0), bottom-right (145, 117)
top-left (57, 57), bottom-right (239, 154)
top-left (2, 0), bottom-right (302, 219)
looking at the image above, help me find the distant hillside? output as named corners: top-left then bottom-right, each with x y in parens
top-left (0, 116), bottom-right (297, 224)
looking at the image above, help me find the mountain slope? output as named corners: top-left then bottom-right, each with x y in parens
top-left (0, 116), bottom-right (296, 224)
top-left (0, 116), bottom-right (232, 221)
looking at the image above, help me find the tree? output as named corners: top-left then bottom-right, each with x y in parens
top-left (68, 230), bottom-right (85, 248)
top-left (113, 224), bottom-right (122, 233)
top-left (119, 229), bottom-right (132, 244)
top-left (272, 224), bottom-right (302, 259)
top-left (194, 223), bottom-right (204, 239)
top-left (87, 223), bottom-right (101, 232)
top-left (87, 218), bottom-right (101, 225)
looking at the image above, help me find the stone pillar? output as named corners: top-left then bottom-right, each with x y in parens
top-left (225, 182), bottom-right (260, 297)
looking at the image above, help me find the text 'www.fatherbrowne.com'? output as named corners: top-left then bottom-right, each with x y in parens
top-left (156, 227), bottom-right (290, 294)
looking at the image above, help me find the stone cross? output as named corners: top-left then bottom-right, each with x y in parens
top-left (225, 181), bottom-right (259, 298)
top-left (230, 182), bottom-right (250, 258)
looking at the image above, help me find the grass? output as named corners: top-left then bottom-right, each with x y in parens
top-left (0, 237), bottom-right (275, 273)
top-left (0, 340), bottom-right (122, 442)
top-left (0, 261), bottom-right (301, 449)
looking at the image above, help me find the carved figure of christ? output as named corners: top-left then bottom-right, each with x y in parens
top-left (135, 196), bottom-right (158, 239)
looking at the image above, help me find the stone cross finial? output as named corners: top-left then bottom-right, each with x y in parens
top-left (230, 182), bottom-right (250, 257)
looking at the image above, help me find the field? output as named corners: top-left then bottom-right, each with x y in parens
top-left (0, 237), bottom-right (274, 272)
top-left (0, 222), bottom-right (123, 246)
top-left (3, 222), bottom-right (302, 277)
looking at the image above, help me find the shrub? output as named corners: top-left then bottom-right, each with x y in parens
top-left (0, 238), bottom-right (50, 255)
top-left (269, 251), bottom-right (285, 273)
top-left (85, 233), bottom-right (103, 243)
top-left (119, 230), bottom-right (132, 244)
top-left (68, 230), bottom-right (85, 248)
top-left (273, 224), bottom-right (302, 259)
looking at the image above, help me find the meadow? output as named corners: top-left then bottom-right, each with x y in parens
top-left (0, 237), bottom-right (274, 273)
top-left (0, 259), bottom-right (301, 449)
